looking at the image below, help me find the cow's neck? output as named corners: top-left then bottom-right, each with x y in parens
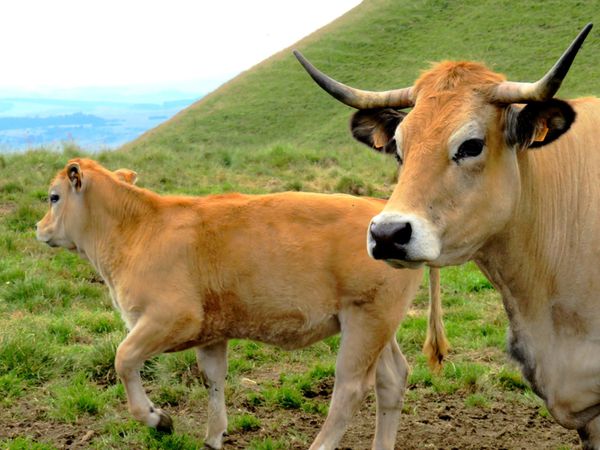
top-left (475, 122), bottom-right (598, 333)
top-left (78, 181), bottom-right (159, 284)
top-left (478, 155), bottom-right (558, 310)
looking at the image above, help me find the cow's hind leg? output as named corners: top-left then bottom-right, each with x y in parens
top-left (308, 310), bottom-right (391, 450)
top-left (579, 416), bottom-right (600, 450)
top-left (114, 320), bottom-right (174, 432)
top-left (196, 341), bottom-right (228, 449)
top-left (373, 337), bottom-right (409, 449)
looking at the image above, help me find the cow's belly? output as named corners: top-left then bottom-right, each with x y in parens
top-left (227, 313), bottom-right (341, 350)
top-left (164, 314), bottom-right (340, 354)
top-left (195, 288), bottom-right (345, 350)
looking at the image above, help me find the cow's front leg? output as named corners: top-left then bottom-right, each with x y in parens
top-left (196, 341), bottom-right (228, 449)
top-left (579, 416), bottom-right (600, 450)
top-left (115, 320), bottom-right (173, 432)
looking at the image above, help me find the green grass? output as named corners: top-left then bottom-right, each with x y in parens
top-left (465, 393), bottom-right (490, 409)
top-left (48, 373), bottom-right (107, 422)
top-left (247, 437), bottom-right (289, 450)
top-left (0, 438), bottom-right (56, 450)
top-left (1, 0), bottom-right (596, 447)
top-left (0, 327), bottom-right (60, 384)
top-left (122, 428), bottom-right (203, 450)
top-left (0, 373), bottom-right (25, 405)
top-left (229, 413), bottom-right (262, 433)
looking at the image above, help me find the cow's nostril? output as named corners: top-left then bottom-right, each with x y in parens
top-left (370, 221), bottom-right (412, 246)
top-left (392, 222), bottom-right (412, 245)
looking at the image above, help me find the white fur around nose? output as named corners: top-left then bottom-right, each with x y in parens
top-left (368, 211), bottom-right (441, 262)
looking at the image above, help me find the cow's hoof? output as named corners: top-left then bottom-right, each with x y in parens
top-left (156, 410), bottom-right (174, 433)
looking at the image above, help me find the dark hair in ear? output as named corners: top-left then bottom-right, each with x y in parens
top-left (513, 99), bottom-right (576, 149)
top-left (67, 162), bottom-right (83, 190)
top-left (350, 108), bottom-right (406, 152)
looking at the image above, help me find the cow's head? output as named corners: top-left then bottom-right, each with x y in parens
top-left (295, 24), bottom-right (591, 268)
top-left (36, 158), bottom-right (137, 250)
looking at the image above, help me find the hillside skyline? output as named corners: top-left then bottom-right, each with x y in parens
top-left (0, 0), bottom-right (361, 151)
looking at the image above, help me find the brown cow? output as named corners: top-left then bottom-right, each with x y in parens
top-left (294, 23), bottom-right (600, 449)
top-left (36, 158), bottom-right (447, 450)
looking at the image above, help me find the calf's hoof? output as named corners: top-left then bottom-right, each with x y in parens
top-left (156, 410), bottom-right (174, 433)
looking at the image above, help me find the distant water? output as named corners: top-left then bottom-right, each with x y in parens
top-left (0, 97), bottom-right (199, 153)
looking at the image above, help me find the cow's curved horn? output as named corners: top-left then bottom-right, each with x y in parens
top-left (489, 23), bottom-right (593, 103)
top-left (293, 50), bottom-right (414, 109)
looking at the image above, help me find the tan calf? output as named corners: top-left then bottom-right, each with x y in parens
top-left (36, 158), bottom-right (447, 450)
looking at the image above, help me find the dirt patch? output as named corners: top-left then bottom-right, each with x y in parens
top-left (0, 201), bottom-right (16, 217)
top-left (341, 392), bottom-right (579, 450)
top-left (1, 389), bottom-right (580, 449)
top-left (0, 399), bottom-right (100, 449)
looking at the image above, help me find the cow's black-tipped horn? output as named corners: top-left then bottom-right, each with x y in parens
top-left (293, 50), bottom-right (414, 109)
top-left (489, 23), bottom-right (593, 103)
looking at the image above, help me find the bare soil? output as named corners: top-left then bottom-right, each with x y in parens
top-left (1, 389), bottom-right (580, 449)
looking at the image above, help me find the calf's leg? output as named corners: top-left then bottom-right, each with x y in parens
top-left (373, 337), bottom-right (409, 450)
top-left (309, 310), bottom-right (391, 450)
top-left (196, 341), bottom-right (228, 449)
top-left (114, 320), bottom-right (173, 432)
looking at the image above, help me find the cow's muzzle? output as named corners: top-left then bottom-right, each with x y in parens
top-left (367, 212), bottom-right (441, 267)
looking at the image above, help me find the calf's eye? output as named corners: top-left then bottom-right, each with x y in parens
top-left (454, 138), bottom-right (485, 162)
top-left (50, 194), bottom-right (60, 204)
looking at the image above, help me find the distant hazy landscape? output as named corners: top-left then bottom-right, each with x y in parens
top-left (0, 95), bottom-right (199, 152)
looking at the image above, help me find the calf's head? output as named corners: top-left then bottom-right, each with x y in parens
top-left (36, 158), bottom-right (137, 250)
top-left (295, 24), bottom-right (590, 268)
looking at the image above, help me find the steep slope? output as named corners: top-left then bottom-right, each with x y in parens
top-left (124, 0), bottom-right (600, 156)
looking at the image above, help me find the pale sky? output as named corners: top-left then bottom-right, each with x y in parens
top-left (0, 0), bottom-right (361, 97)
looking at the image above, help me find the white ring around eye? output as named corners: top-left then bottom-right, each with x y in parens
top-left (448, 120), bottom-right (486, 162)
top-left (395, 127), bottom-right (404, 162)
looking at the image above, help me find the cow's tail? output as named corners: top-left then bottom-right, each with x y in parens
top-left (422, 267), bottom-right (449, 372)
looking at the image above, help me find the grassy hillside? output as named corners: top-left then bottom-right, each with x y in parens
top-left (1, 0), bottom-right (599, 448)
top-left (125, 0), bottom-right (600, 157)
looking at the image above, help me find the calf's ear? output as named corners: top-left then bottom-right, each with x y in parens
top-left (509, 99), bottom-right (576, 149)
top-left (350, 108), bottom-right (406, 155)
top-left (114, 169), bottom-right (138, 185)
top-left (67, 162), bottom-right (83, 191)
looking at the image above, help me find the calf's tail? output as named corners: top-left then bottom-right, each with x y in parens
top-left (422, 267), bottom-right (449, 372)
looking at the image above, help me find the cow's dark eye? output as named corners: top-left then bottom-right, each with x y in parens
top-left (454, 138), bottom-right (485, 162)
top-left (50, 194), bottom-right (60, 204)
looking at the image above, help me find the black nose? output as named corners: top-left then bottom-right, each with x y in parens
top-left (369, 221), bottom-right (412, 260)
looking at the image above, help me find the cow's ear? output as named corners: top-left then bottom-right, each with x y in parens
top-left (67, 162), bottom-right (83, 191)
top-left (350, 108), bottom-right (406, 154)
top-left (114, 169), bottom-right (138, 185)
top-left (510, 99), bottom-right (576, 149)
